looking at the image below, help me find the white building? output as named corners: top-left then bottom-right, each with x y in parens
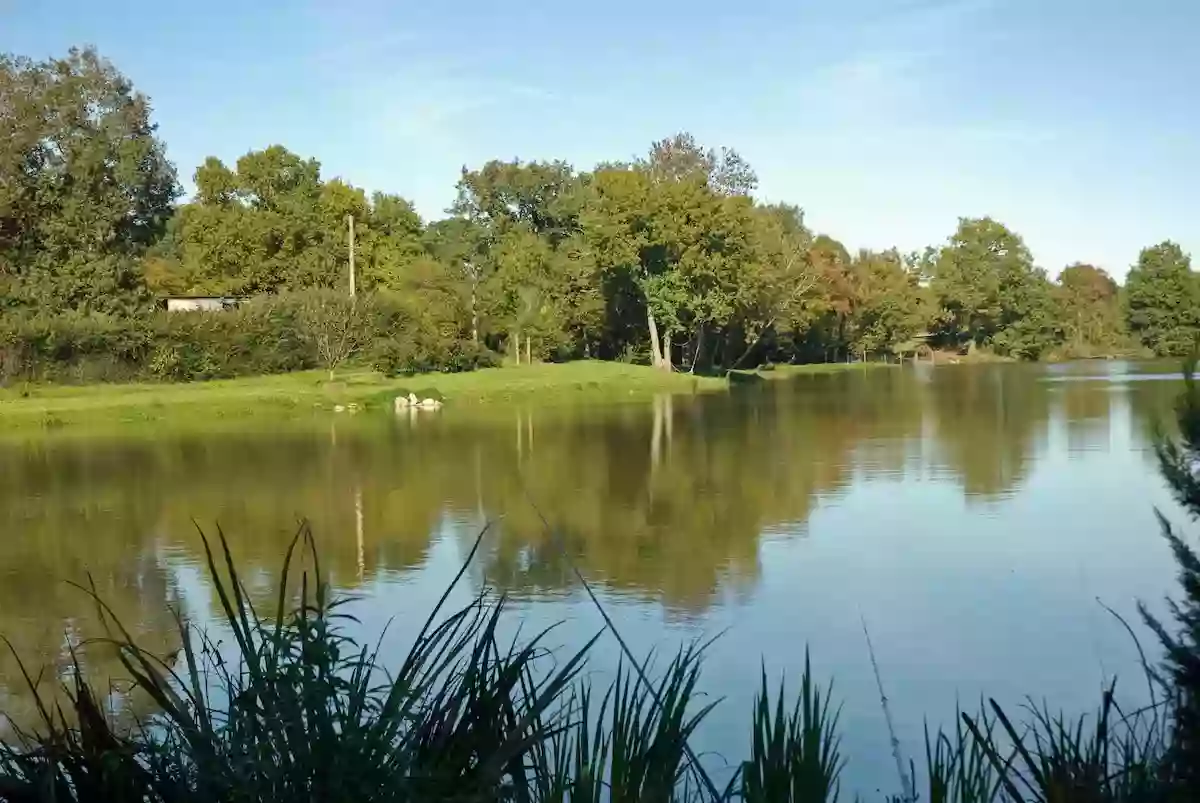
top-left (162, 296), bottom-right (246, 312)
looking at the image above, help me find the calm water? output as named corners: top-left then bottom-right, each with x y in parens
top-left (0, 361), bottom-right (1189, 796)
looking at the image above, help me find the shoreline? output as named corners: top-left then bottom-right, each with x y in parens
top-left (0, 357), bottom-right (1171, 435)
top-left (0, 361), bottom-right (729, 434)
top-left (0, 360), bottom-right (899, 435)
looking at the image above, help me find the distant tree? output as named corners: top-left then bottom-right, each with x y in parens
top-left (726, 203), bottom-right (817, 369)
top-left (579, 164), bottom-right (757, 368)
top-left (424, 217), bottom-right (488, 343)
top-left (163, 148), bottom-right (426, 297)
top-left (0, 47), bottom-right (178, 313)
top-left (643, 132), bottom-right (758, 197)
top-left (929, 217), bottom-right (1058, 357)
top-left (451, 159), bottom-right (581, 243)
top-left (794, 234), bottom-right (855, 361)
top-left (846, 249), bottom-right (927, 358)
top-left (1055, 263), bottom-right (1124, 351)
top-left (235, 145), bottom-right (321, 213)
top-left (448, 159), bottom-right (597, 356)
top-left (1126, 242), bottom-right (1199, 356)
top-left (989, 268), bottom-right (1061, 360)
top-left (486, 227), bottom-right (560, 360)
top-left (193, 156), bottom-right (240, 206)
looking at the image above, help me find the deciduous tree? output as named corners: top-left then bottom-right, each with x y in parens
top-left (1055, 263), bottom-right (1123, 352)
top-left (1125, 242), bottom-right (1199, 356)
top-left (929, 217), bottom-right (1058, 357)
top-left (0, 47), bottom-right (177, 313)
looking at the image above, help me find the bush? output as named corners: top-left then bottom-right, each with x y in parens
top-left (0, 292), bottom-right (488, 385)
top-left (372, 336), bottom-right (499, 376)
top-left (0, 312), bottom-right (153, 384)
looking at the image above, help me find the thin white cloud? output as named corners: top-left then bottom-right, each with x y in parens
top-left (796, 49), bottom-right (929, 113)
top-left (373, 75), bottom-right (554, 142)
top-left (792, 0), bottom-right (1052, 148)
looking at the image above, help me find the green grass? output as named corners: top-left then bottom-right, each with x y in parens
top-left (0, 361), bottom-right (726, 433)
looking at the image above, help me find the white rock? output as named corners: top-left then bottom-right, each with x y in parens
top-left (333, 405), bottom-right (346, 413)
top-left (393, 395), bottom-right (410, 412)
top-left (418, 398), bottom-right (442, 410)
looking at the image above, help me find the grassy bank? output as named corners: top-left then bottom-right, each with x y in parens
top-left (0, 360), bottom-right (891, 434)
top-left (0, 361), bottom-right (727, 432)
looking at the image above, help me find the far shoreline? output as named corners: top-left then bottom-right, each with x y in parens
top-left (1, 356), bottom-right (1165, 436)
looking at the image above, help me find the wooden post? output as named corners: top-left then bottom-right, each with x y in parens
top-left (347, 214), bottom-right (356, 298)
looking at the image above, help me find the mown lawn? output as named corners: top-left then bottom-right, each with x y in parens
top-left (0, 361), bottom-right (727, 433)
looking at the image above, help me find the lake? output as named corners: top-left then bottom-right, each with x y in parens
top-left (0, 360), bottom-right (1188, 798)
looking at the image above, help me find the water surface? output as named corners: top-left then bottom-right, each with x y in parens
top-left (0, 361), bottom-right (1187, 796)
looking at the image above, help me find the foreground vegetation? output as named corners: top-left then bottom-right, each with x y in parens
top-left (0, 365), bottom-right (1198, 802)
top-left (2, 48), bottom-right (1198, 391)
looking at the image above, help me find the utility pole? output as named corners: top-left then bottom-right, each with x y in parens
top-left (467, 260), bottom-right (479, 344)
top-left (347, 214), bottom-right (356, 298)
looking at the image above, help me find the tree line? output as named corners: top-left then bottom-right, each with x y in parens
top-left (2, 48), bottom-right (1197, 383)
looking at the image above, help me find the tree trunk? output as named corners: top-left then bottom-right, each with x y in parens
top-left (647, 310), bottom-right (666, 369)
top-left (514, 332), bottom-right (522, 365)
top-left (525, 336), bottom-right (532, 365)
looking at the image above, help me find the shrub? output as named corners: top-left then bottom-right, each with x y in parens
top-left (372, 336), bottom-right (498, 376)
top-left (0, 291), bottom-right (488, 385)
top-left (289, 290), bottom-right (375, 380)
top-left (0, 311), bottom-right (152, 383)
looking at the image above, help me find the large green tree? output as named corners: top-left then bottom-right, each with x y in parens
top-left (1125, 241), bottom-right (1199, 356)
top-left (0, 47), bottom-right (178, 313)
top-left (723, 203), bottom-right (817, 369)
top-left (929, 217), bottom-right (1059, 358)
top-left (581, 165), bottom-right (758, 369)
top-left (845, 249), bottom-right (927, 358)
top-left (446, 159), bottom-right (599, 358)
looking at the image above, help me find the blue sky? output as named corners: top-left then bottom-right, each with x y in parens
top-left (4, 0), bottom-right (1197, 277)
